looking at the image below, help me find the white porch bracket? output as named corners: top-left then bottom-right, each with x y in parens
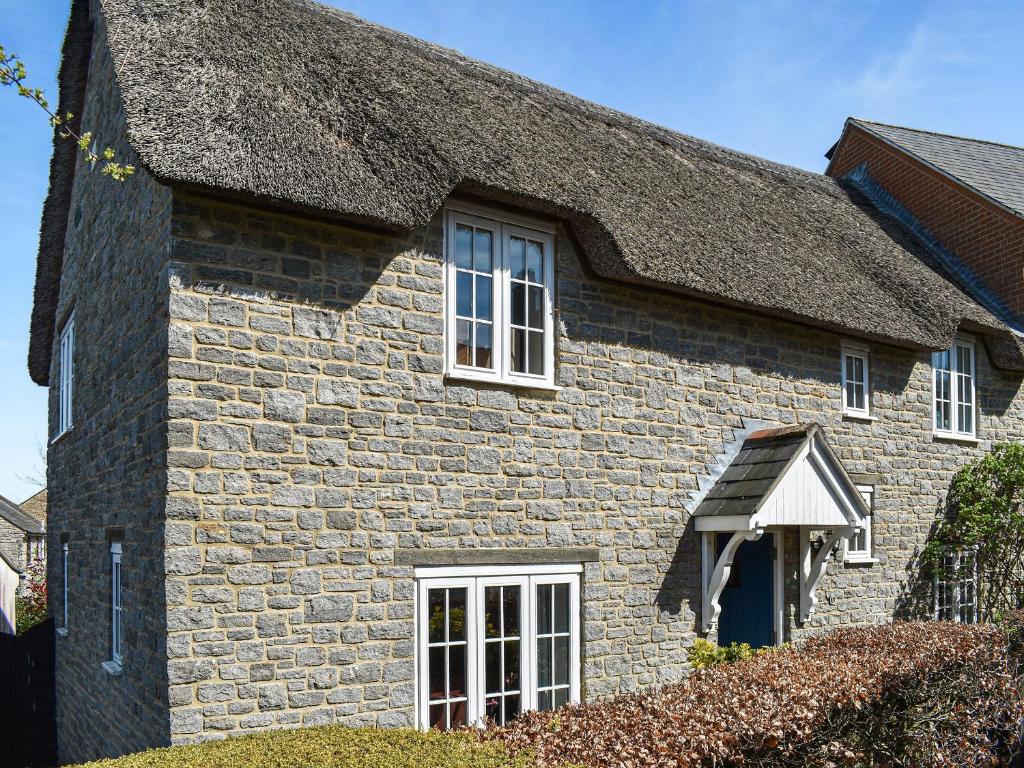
top-left (799, 525), bottom-right (856, 621)
top-left (702, 528), bottom-right (764, 632)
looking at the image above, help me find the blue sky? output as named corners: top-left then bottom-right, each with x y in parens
top-left (1, 0), bottom-right (1022, 502)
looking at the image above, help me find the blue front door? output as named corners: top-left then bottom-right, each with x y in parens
top-left (716, 533), bottom-right (775, 648)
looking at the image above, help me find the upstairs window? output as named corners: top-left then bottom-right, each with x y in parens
top-left (445, 208), bottom-right (556, 388)
top-left (933, 339), bottom-right (976, 438)
top-left (840, 343), bottom-right (870, 418)
top-left (57, 312), bottom-right (75, 438)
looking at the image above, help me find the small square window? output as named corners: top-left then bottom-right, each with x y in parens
top-left (840, 343), bottom-right (870, 418)
top-left (844, 486), bottom-right (874, 563)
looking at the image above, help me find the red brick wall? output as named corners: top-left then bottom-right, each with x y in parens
top-left (827, 125), bottom-right (1024, 319)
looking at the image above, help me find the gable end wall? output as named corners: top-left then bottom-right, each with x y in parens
top-left (827, 125), bottom-right (1024, 320)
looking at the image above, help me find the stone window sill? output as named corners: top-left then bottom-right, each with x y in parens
top-left (101, 660), bottom-right (122, 677)
top-left (842, 412), bottom-right (878, 423)
top-left (50, 425), bottom-right (74, 446)
top-left (444, 373), bottom-right (562, 392)
top-left (932, 432), bottom-right (981, 445)
top-left (844, 556), bottom-right (879, 566)
top-left (56, 627), bottom-right (68, 637)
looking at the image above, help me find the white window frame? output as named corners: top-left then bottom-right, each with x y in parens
top-left (932, 337), bottom-right (977, 439)
top-left (934, 548), bottom-right (978, 623)
top-left (56, 311), bottom-right (75, 438)
top-left (109, 542), bottom-right (123, 668)
top-left (414, 563), bottom-right (581, 730)
top-left (444, 205), bottom-right (557, 389)
top-left (840, 342), bottom-right (871, 418)
top-left (843, 485), bottom-right (875, 563)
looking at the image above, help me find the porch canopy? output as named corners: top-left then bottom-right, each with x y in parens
top-left (692, 424), bottom-right (869, 631)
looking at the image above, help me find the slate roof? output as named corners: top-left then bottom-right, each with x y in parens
top-left (28, 0), bottom-right (1024, 383)
top-left (0, 495), bottom-right (45, 536)
top-left (693, 424), bottom-right (852, 519)
top-left (848, 119), bottom-right (1024, 218)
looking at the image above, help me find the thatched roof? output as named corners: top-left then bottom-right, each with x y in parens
top-left (29, 0), bottom-right (1024, 383)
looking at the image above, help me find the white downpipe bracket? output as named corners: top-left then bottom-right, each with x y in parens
top-left (702, 528), bottom-right (764, 632)
top-left (799, 525), bottom-right (856, 621)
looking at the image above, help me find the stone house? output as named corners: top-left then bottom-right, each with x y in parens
top-left (30, 0), bottom-right (1024, 762)
top-left (0, 493), bottom-right (45, 582)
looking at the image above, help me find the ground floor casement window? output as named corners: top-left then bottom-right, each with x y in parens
top-left (934, 548), bottom-right (977, 623)
top-left (415, 564), bottom-right (581, 729)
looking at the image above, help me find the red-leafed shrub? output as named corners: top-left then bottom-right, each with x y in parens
top-left (491, 620), bottom-right (1024, 767)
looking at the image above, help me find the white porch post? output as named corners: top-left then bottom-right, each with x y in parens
top-left (799, 525), bottom-right (856, 621)
top-left (702, 528), bottom-right (763, 632)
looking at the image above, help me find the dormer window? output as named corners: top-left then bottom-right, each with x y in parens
top-left (444, 206), bottom-right (556, 389)
top-left (933, 339), bottom-right (976, 438)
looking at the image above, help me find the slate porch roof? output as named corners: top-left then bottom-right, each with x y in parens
top-left (692, 424), bottom-right (859, 519)
top-left (0, 495), bottom-right (45, 536)
top-left (834, 119), bottom-right (1024, 219)
top-left (28, 1), bottom-right (1024, 384)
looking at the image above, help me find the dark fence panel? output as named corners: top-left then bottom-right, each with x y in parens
top-left (0, 619), bottom-right (57, 768)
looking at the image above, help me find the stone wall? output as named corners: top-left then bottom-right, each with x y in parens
top-left (160, 190), bottom-right (1024, 743)
top-left (44, 22), bottom-right (174, 763)
top-left (0, 516), bottom-right (29, 573)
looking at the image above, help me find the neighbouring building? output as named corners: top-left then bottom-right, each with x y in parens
top-left (31, 0), bottom-right (1024, 762)
top-left (0, 494), bottom-right (46, 586)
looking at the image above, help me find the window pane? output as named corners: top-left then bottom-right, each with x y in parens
top-left (957, 345), bottom-right (973, 377)
top-left (554, 687), bottom-right (569, 708)
top-left (429, 703), bottom-right (446, 730)
top-left (538, 690), bottom-right (552, 712)
top-left (511, 328), bottom-right (526, 374)
top-left (456, 320), bottom-right (472, 366)
top-left (485, 641), bottom-right (501, 693)
top-left (510, 237), bottom-right (526, 281)
top-left (474, 229), bottom-right (493, 272)
top-left (503, 588), bottom-right (519, 637)
top-left (475, 276), bottom-right (492, 321)
top-left (528, 331), bottom-right (545, 375)
top-left (933, 350), bottom-right (950, 373)
top-left (484, 587), bottom-right (501, 639)
top-left (553, 583), bottom-right (569, 633)
top-left (448, 589), bottom-right (466, 641)
top-left (537, 637), bottom-right (552, 687)
top-left (528, 285), bottom-right (544, 329)
top-left (475, 323), bottom-right (492, 369)
top-left (428, 646), bottom-right (445, 699)
top-left (449, 700), bottom-right (467, 727)
top-left (510, 283), bottom-right (525, 327)
top-left (554, 636), bottom-right (570, 685)
top-left (456, 271), bottom-right (473, 318)
top-left (455, 225), bottom-right (473, 270)
top-left (526, 241), bottom-right (543, 283)
top-left (504, 694), bottom-right (521, 723)
top-left (449, 643), bottom-right (467, 699)
top-left (505, 639), bottom-right (520, 690)
top-left (537, 584), bottom-right (552, 634)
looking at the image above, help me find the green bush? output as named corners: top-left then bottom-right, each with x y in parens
top-left (73, 726), bottom-right (531, 768)
top-left (15, 561), bottom-right (47, 634)
top-left (686, 638), bottom-right (756, 669)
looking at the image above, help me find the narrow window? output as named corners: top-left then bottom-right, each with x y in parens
top-left (932, 339), bottom-right (975, 437)
top-left (840, 344), bottom-right (870, 417)
top-left (416, 566), bottom-right (580, 729)
top-left (844, 486), bottom-right (874, 563)
top-left (445, 208), bottom-right (556, 388)
top-left (934, 549), bottom-right (977, 623)
top-left (57, 312), bottom-right (75, 438)
top-left (110, 542), bottom-right (123, 666)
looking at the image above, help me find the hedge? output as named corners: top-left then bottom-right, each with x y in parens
top-left (75, 621), bottom-right (1022, 768)
top-left (492, 620), bottom-right (1024, 767)
top-left (75, 727), bottom-right (530, 768)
